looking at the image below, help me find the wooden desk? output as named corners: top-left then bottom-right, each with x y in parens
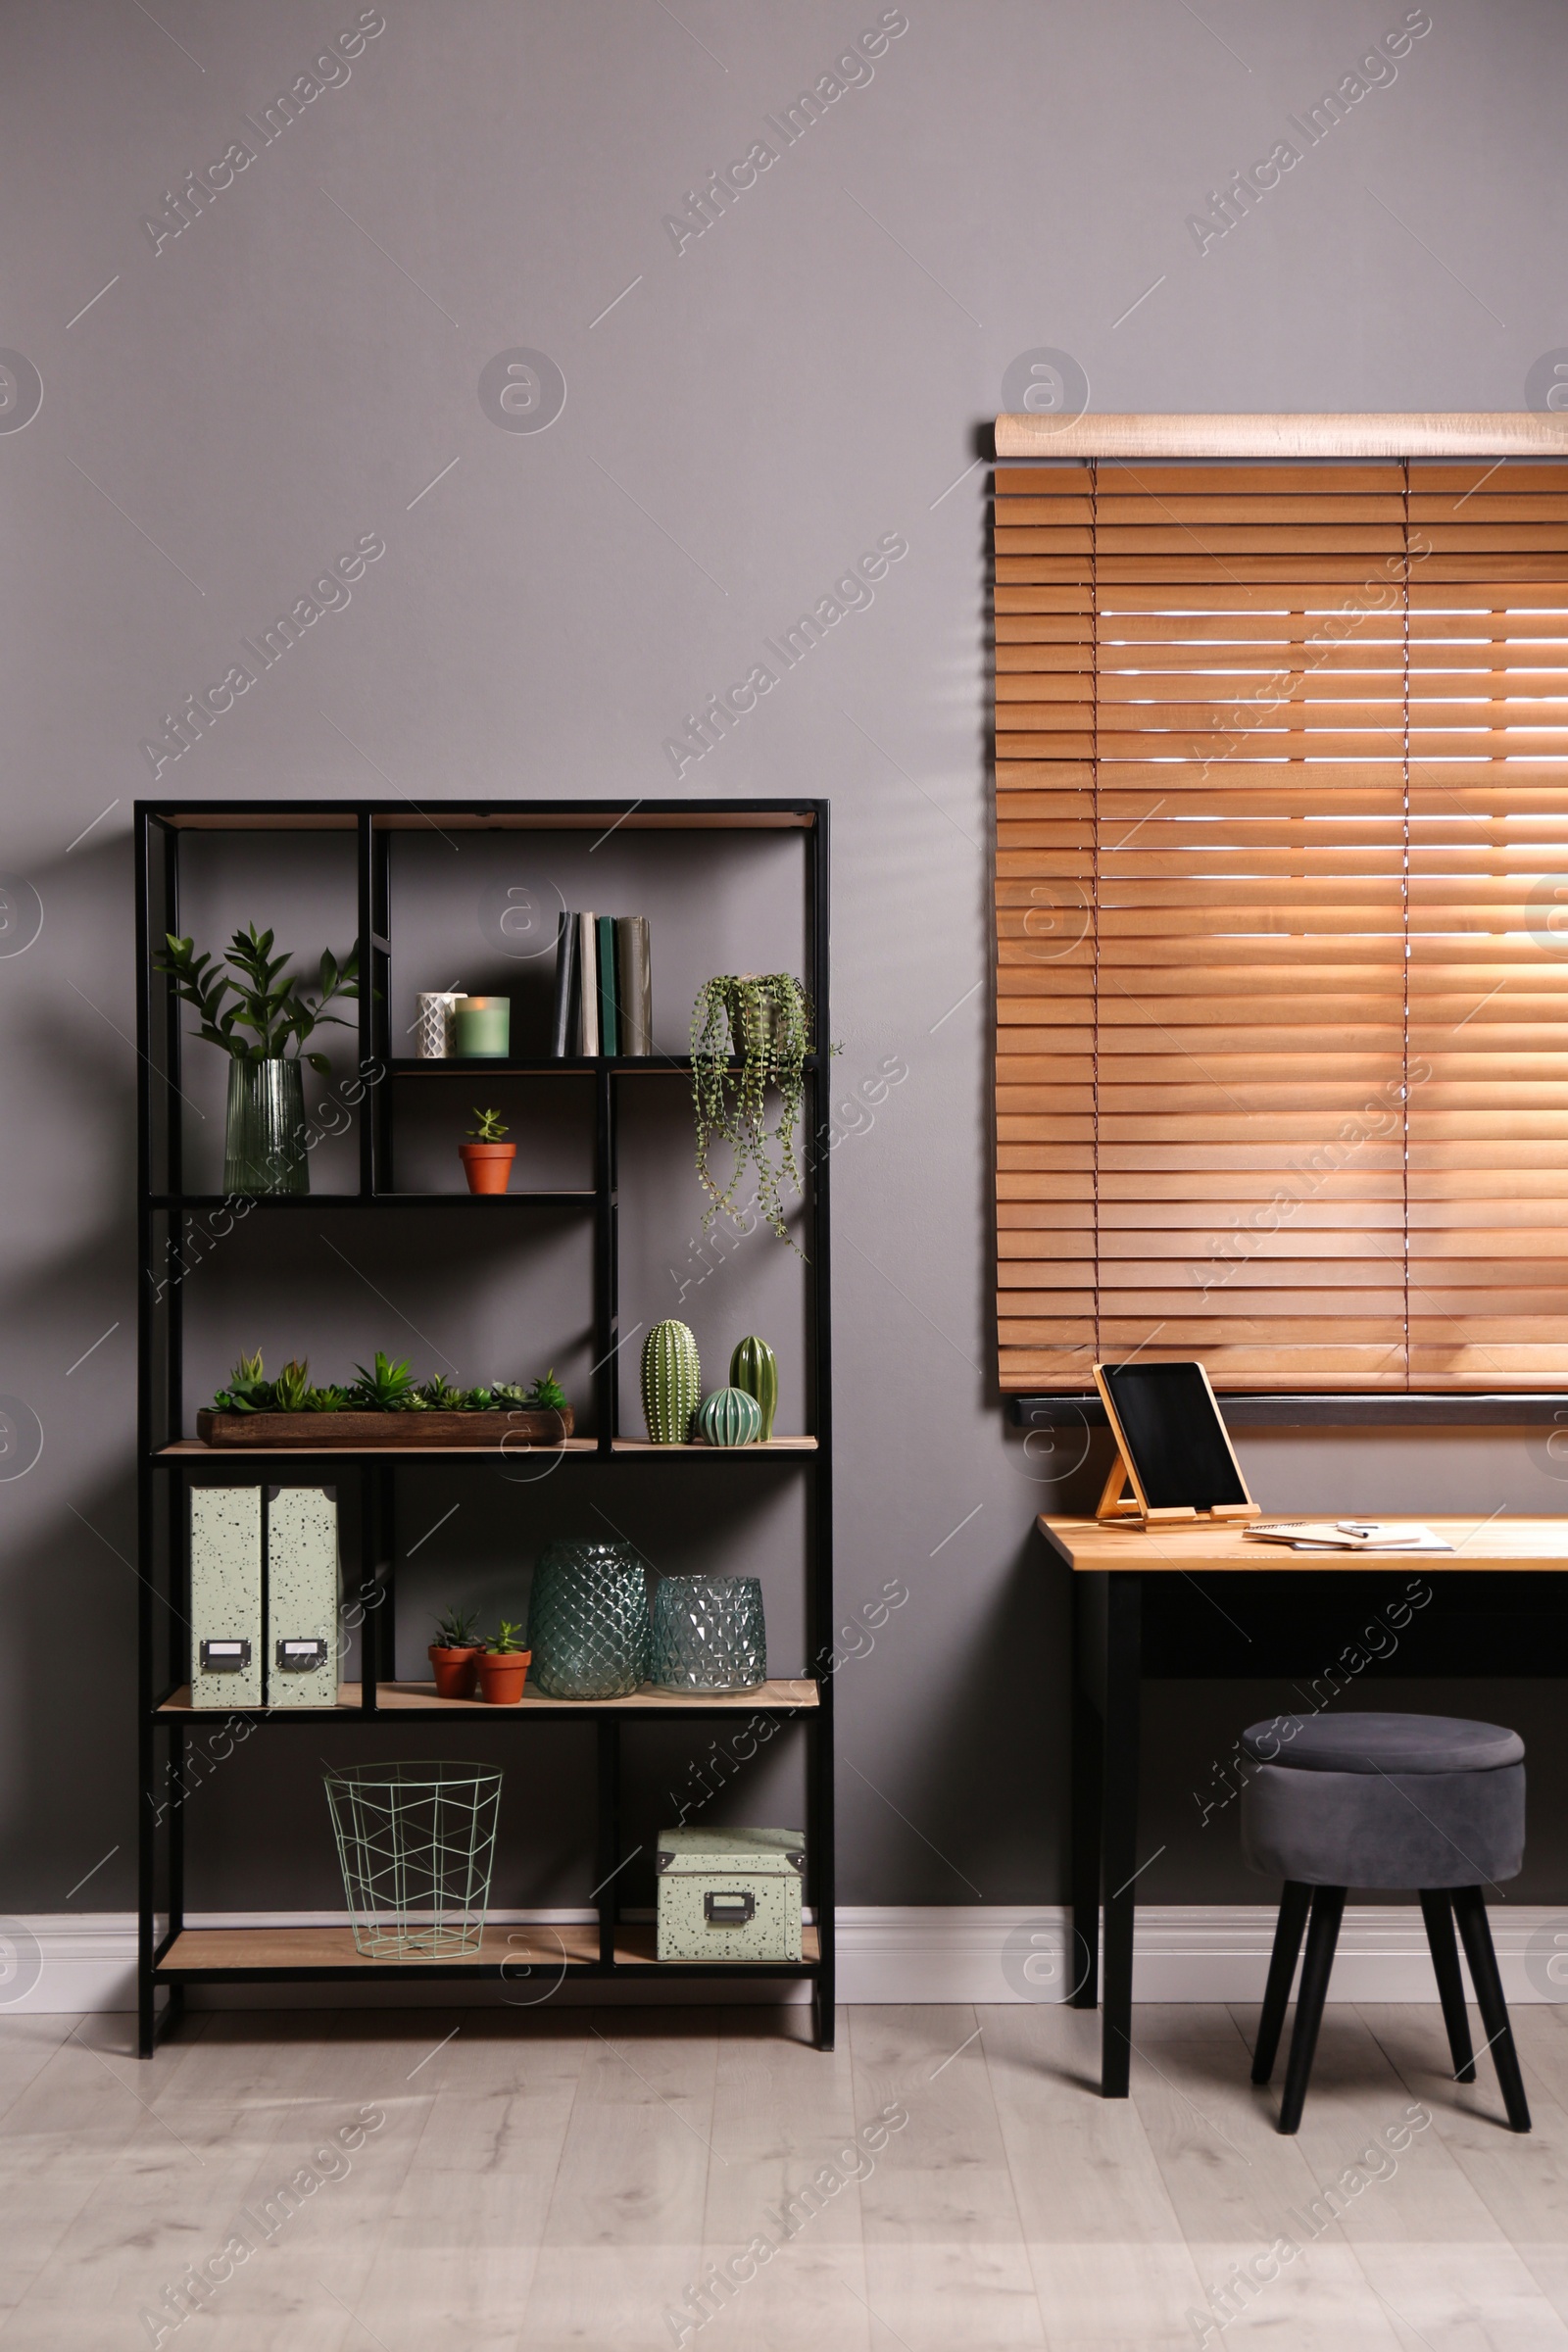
top-left (1039, 1513), bottom-right (1568, 2097)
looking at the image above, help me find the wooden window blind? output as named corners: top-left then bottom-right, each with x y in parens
top-left (995, 456), bottom-right (1568, 1394)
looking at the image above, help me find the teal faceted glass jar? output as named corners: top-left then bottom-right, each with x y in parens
top-left (527, 1540), bottom-right (649, 1699)
top-left (650, 1574), bottom-right (767, 1693)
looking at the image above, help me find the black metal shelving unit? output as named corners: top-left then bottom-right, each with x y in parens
top-left (134, 797), bottom-right (833, 2055)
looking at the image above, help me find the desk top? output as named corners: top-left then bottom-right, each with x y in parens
top-left (1038, 1514), bottom-right (1568, 1573)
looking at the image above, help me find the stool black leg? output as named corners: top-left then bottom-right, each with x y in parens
top-left (1450, 1886), bottom-right (1532, 2132)
top-left (1278, 1885), bottom-right (1346, 2134)
top-left (1419, 1889), bottom-right (1475, 2083)
top-left (1252, 1882), bottom-right (1312, 2085)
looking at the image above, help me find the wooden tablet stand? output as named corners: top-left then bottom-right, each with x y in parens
top-left (1092, 1361), bottom-right (1262, 1529)
top-left (1093, 1448), bottom-right (1259, 1526)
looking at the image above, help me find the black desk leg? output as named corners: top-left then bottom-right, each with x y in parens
top-left (1100, 1570), bottom-right (1142, 2098)
top-left (1071, 1582), bottom-right (1102, 2011)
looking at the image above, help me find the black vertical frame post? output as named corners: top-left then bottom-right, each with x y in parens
top-left (1070, 1571), bottom-right (1103, 2011)
top-left (596, 1720), bottom-right (620, 1965)
top-left (357, 814), bottom-right (380, 1198)
top-left (594, 1068), bottom-right (617, 1447)
top-left (162, 819), bottom-right (186, 1721)
top-left (135, 809), bottom-right (157, 2054)
top-left (808, 805), bottom-right (835, 2045)
top-left (1099, 1571), bottom-right (1142, 2098)
top-left (364, 1463), bottom-right (394, 1709)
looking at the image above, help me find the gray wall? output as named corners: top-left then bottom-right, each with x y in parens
top-left (3, 0), bottom-right (1567, 1921)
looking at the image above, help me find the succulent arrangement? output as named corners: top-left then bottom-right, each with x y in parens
top-left (154, 925), bottom-right (360, 1069)
top-left (428, 1606), bottom-right (531, 1701)
top-left (210, 1349), bottom-right (569, 1414)
top-left (641, 1325), bottom-right (783, 1446)
top-left (691, 973), bottom-right (811, 1248)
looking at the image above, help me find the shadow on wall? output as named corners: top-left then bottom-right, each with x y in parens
top-left (846, 1506), bottom-right (1068, 1908)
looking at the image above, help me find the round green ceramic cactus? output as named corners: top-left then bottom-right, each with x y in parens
top-left (642, 1320), bottom-right (701, 1444)
top-left (696, 1386), bottom-right (762, 1446)
top-left (729, 1334), bottom-right (778, 1442)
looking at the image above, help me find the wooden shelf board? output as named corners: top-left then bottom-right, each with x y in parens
top-left (156, 1439), bottom-right (600, 1459)
top-left (612, 1438), bottom-right (818, 1454)
top-left (386, 1055), bottom-right (819, 1077)
top-left (150, 1193), bottom-right (596, 1208)
top-left (156, 1921), bottom-right (820, 1971)
top-left (157, 1678), bottom-right (817, 1716)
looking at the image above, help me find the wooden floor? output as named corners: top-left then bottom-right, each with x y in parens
top-left (3, 1999), bottom-right (1567, 2347)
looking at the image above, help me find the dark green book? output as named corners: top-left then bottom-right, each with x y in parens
top-left (596, 914), bottom-right (619, 1055)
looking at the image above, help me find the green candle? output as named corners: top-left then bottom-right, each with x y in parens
top-left (456, 996), bottom-right (511, 1057)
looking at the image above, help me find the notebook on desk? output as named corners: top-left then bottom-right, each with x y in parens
top-left (1245, 1519), bottom-right (1455, 1553)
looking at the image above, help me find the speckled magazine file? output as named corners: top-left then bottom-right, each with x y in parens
top-left (266, 1486), bottom-right (341, 1706)
top-left (188, 1486), bottom-right (264, 1708)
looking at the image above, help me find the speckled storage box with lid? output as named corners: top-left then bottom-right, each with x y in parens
top-left (655, 1825), bottom-right (805, 1961)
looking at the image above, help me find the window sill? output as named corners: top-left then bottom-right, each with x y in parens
top-left (1007, 1395), bottom-right (1568, 1431)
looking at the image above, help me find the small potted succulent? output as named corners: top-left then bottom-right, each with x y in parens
top-left (475, 1620), bottom-right (531, 1704)
top-left (459, 1107), bottom-right (515, 1196)
top-left (428, 1606), bottom-right (484, 1700)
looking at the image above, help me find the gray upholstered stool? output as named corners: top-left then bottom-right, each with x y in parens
top-left (1239, 1710), bottom-right (1530, 2134)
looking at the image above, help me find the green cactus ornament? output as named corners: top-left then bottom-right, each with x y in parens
top-left (729, 1334), bottom-right (778, 1442)
top-left (642, 1320), bottom-right (701, 1444)
top-left (696, 1386), bottom-right (762, 1446)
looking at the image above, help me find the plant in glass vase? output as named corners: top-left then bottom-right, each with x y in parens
top-left (690, 973), bottom-right (811, 1249)
top-left (154, 925), bottom-right (361, 1195)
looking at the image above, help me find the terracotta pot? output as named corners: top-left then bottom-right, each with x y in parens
top-left (476, 1647), bottom-right (531, 1704)
top-left (427, 1642), bottom-right (482, 1700)
top-left (459, 1142), bottom-right (516, 1196)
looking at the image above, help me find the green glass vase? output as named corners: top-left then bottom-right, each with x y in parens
top-left (224, 1058), bottom-right (309, 1195)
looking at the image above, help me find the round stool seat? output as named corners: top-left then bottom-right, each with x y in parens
top-left (1241, 1711), bottom-right (1524, 1777)
top-left (1240, 1710), bottom-right (1525, 1889)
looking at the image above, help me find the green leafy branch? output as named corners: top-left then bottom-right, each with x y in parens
top-left (154, 924), bottom-right (361, 1071)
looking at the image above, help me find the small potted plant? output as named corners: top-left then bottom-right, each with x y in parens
top-left (428, 1607), bottom-right (484, 1699)
top-left (459, 1107), bottom-right (516, 1196)
top-left (476, 1620), bottom-right (531, 1704)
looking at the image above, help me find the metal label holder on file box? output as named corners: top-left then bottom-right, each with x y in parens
top-left (1092, 1360), bottom-right (1260, 1529)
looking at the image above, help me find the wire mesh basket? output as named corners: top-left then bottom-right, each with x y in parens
top-left (323, 1760), bottom-right (504, 1958)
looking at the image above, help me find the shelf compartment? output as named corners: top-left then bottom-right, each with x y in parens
top-left (155, 1678), bottom-right (818, 1717)
top-left (154, 1922), bottom-right (820, 1975)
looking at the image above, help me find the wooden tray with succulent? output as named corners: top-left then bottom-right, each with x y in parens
top-left (194, 1351), bottom-right (574, 1448)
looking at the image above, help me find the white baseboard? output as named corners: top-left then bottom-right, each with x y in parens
top-left (10, 1906), bottom-right (1566, 2013)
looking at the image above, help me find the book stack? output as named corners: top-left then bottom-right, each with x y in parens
top-left (551, 913), bottom-right (652, 1057)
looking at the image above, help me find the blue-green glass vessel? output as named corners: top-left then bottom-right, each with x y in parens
top-left (527, 1539), bottom-right (649, 1699)
top-left (649, 1574), bottom-right (767, 1692)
